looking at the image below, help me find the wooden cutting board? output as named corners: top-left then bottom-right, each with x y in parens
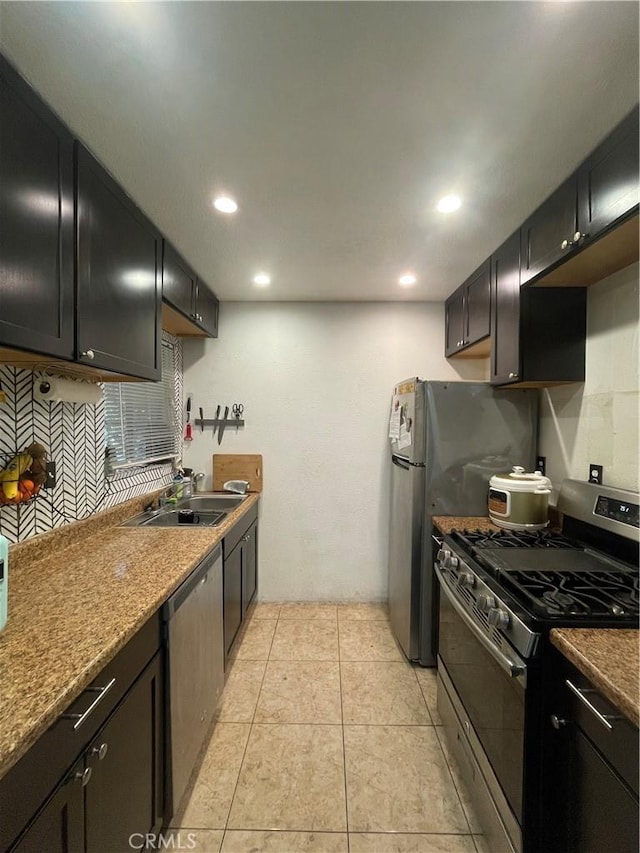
top-left (212, 454), bottom-right (263, 492)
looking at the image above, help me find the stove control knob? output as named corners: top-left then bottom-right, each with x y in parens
top-left (458, 571), bottom-right (475, 588)
top-left (477, 594), bottom-right (496, 613)
top-left (439, 550), bottom-right (459, 569)
top-left (488, 607), bottom-right (510, 629)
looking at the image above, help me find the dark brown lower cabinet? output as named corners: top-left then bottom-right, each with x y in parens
top-left (223, 506), bottom-right (259, 661)
top-left (13, 759), bottom-right (85, 853)
top-left (242, 522), bottom-right (258, 617)
top-left (224, 543), bottom-right (243, 656)
top-left (545, 649), bottom-right (639, 853)
top-left (568, 726), bottom-right (639, 853)
top-left (85, 651), bottom-right (164, 852)
top-left (13, 652), bottom-right (163, 853)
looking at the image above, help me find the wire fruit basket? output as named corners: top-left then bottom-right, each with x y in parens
top-left (0, 444), bottom-right (50, 506)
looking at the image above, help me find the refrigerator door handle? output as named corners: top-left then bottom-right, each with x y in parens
top-left (392, 454), bottom-right (411, 470)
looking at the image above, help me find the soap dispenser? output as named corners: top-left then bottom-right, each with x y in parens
top-left (0, 534), bottom-right (8, 632)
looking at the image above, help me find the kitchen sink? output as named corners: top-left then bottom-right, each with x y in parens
top-left (121, 508), bottom-right (228, 528)
top-left (175, 494), bottom-right (247, 511)
top-left (121, 492), bottom-right (247, 528)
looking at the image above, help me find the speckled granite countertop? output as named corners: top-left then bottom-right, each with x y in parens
top-left (433, 516), bottom-right (502, 534)
top-left (551, 628), bottom-right (639, 727)
top-left (432, 512), bottom-right (561, 535)
top-left (0, 492), bottom-right (259, 780)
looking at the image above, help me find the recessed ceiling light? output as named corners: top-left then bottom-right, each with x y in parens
top-left (213, 195), bottom-right (238, 214)
top-left (398, 273), bottom-right (417, 287)
top-left (253, 273), bottom-right (271, 286)
top-left (437, 194), bottom-right (462, 213)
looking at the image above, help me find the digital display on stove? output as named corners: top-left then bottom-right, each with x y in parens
top-left (594, 496), bottom-right (639, 528)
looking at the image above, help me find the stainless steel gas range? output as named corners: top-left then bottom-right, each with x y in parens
top-left (434, 479), bottom-right (639, 853)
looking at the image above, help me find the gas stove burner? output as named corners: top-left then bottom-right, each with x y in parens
top-left (541, 589), bottom-right (590, 615)
top-left (454, 529), bottom-right (579, 550)
top-left (501, 569), bottom-right (639, 620)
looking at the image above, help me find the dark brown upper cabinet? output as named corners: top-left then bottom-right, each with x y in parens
top-left (161, 240), bottom-right (219, 339)
top-left (444, 259), bottom-right (491, 358)
top-left (491, 231), bottom-right (587, 388)
top-left (521, 106), bottom-right (639, 288)
top-left (0, 54), bottom-right (74, 361)
top-left (520, 176), bottom-right (578, 286)
top-left (76, 143), bottom-right (162, 381)
top-left (490, 232), bottom-right (521, 385)
top-left (578, 104), bottom-right (639, 243)
top-left (194, 279), bottom-right (219, 338)
top-left (162, 241), bottom-right (196, 320)
top-left (1, 53), bottom-right (217, 380)
top-left (444, 286), bottom-right (465, 357)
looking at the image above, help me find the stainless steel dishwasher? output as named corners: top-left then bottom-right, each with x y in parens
top-left (163, 544), bottom-right (224, 817)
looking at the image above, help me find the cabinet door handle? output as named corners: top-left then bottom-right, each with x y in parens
top-left (91, 742), bottom-right (109, 761)
top-left (81, 349), bottom-right (95, 360)
top-left (62, 678), bottom-right (116, 730)
top-left (565, 679), bottom-right (621, 731)
top-left (75, 767), bottom-right (92, 787)
top-left (560, 238), bottom-right (573, 250)
top-left (508, 372), bottom-right (518, 379)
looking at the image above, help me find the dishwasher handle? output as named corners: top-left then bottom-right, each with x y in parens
top-left (163, 545), bottom-right (222, 619)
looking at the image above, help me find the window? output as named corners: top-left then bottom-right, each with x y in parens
top-left (104, 341), bottom-right (179, 467)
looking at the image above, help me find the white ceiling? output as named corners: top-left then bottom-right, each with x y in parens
top-left (0, 1), bottom-right (638, 302)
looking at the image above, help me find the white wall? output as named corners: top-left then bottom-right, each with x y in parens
top-left (538, 262), bottom-right (639, 496)
top-left (183, 302), bottom-right (487, 602)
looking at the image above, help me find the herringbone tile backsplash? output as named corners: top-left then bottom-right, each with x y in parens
top-left (0, 334), bottom-right (183, 544)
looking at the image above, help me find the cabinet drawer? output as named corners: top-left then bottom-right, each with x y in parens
top-left (223, 503), bottom-right (259, 557)
top-left (565, 673), bottom-right (639, 797)
top-left (0, 613), bottom-right (161, 851)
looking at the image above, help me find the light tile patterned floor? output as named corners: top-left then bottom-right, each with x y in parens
top-left (171, 603), bottom-right (484, 852)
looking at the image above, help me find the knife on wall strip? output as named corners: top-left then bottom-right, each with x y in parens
top-left (217, 406), bottom-right (229, 444)
top-left (212, 404), bottom-right (221, 438)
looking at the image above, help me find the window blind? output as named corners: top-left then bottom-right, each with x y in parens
top-left (104, 343), bottom-right (179, 467)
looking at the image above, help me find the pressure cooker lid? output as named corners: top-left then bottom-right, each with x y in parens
top-left (490, 466), bottom-right (552, 491)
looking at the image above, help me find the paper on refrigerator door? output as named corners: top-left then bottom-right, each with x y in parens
top-left (397, 422), bottom-right (412, 449)
top-left (389, 397), bottom-right (401, 439)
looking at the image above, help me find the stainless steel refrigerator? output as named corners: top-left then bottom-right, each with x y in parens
top-left (388, 380), bottom-right (538, 666)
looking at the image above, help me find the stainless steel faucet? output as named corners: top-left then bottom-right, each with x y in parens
top-left (194, 472), bottom-right (206, 493)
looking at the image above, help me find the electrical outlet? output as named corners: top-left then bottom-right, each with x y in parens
top-left (588, 464), bottom-right (603, 485)
top-left (536, 456), bottom-right (546, 476)
top-left (104, 445), bottom-right (115, 479)
top-left (45, 460), bottom-right (56, 489)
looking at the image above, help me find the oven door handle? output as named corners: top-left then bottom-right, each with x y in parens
top-left (435, 563), bottom-right (526, 680)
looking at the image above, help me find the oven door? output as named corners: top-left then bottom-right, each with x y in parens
top-left (436, 564), bottom-right (526, 823)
